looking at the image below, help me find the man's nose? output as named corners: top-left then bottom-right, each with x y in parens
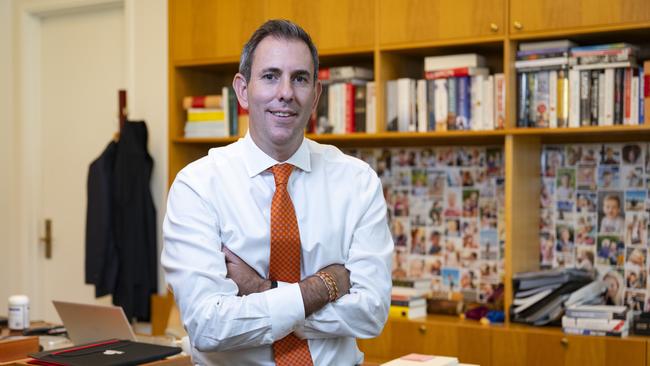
top-left (277, 76), bottom-right (294, 102)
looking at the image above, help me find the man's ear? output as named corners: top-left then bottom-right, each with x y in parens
top-left (233, 73), bottom-right (249, 109)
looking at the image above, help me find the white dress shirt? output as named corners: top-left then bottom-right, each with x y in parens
top-left (161, 133), bottom-right (393, 365)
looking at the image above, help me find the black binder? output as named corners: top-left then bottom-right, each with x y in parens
top-left (28, 339), bottom-right (181, 366)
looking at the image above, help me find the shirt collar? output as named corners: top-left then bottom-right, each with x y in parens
top-left (242, 131), bottom-right (312, 177)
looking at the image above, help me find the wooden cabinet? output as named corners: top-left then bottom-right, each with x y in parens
top-left (492, 326), bottom-right (647, 366)
top-left (378, 0), bottom-right (505, 47)
top-left (509, 0), bottom-right (650, 35)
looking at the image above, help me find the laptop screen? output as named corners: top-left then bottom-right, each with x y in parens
top-left (52, 301), bottom-right (136, 345)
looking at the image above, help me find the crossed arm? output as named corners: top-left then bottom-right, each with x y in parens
top-left (221, 246), bottom-right (351, 317)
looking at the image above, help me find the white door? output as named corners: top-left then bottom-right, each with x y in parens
top-left (34, 4), bottom-right (125, 322)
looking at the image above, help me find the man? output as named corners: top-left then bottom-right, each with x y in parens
top-left (162, 19), bottom-right (393, 365)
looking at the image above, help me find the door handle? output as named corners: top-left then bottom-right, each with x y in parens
top-left (40, 219), bottom-right (52, 259)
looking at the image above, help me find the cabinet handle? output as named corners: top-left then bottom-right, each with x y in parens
top-left (560, 337), bottom-right (569, 347)
top-left (490, 23), bottom-right (499, 32)
top-left (513, 21), bottom-right (523, 30)
top-left (418, 325), bottom-right (427, 334)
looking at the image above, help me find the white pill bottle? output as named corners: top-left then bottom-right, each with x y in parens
top-left (8, 295), bottom-right (30, 330)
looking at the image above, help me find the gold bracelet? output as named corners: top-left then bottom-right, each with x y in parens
top-left (315, 271), bottom-right (339, 302)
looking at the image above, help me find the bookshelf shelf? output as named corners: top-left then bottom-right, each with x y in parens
top-left (167, 1), bottom-right (650, 365)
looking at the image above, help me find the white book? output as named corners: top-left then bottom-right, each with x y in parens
top-left (434, 79), bottom-right (448, 131)
top-left (494, 73), bottom-right (505, 129)
top-left (572, 61), bottom-right (636, 71)
top-left (470, 74), bottom-right (485, 130)
top-left (337, 83), bottom-right (346, 133)
top-left (519, 39), bottom-right (576, 51)
top-left (365, 82), bottom-right (376, 133)
top-left (549, 70), bottom-right (558, 128)
top-left (424, 53), bottom-right (485, 71)
top-left (598, 72), bottom-right (606, 126)
top-left (381, 355), bottom-right (459, 366)
top-left (513, 288), bottom-right (553, 314)
top-left (631, 76), bottom-right (639, 124)
top-left (603, 68), bottom-right (615, 125)
top-left (385, 80), bottom-right (398, 131)
top-left (484, 75), bottom-right (495, 131)
top-left (397, 78), bottom-right (417, 132)
top-left (515, 57), bottom-right (569, 69)
top-left (568, 69), bottom-right (580, 127)
top-left (416, 79), bottom-right (427, 132)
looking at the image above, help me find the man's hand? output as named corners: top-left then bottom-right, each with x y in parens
top-left (299, 263), bottom-right (352, 317)
top-left (222, 246), bottom-right (270, 296)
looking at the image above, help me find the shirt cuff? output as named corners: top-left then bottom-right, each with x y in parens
top-left (265, 282), bottom-right (305, 341)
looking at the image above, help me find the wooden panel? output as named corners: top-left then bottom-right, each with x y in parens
top-left (504, 135), bottom-right (541, 319)
top-left (357, 321), bottom-right (393, 363)
top-left (525, 332), bottom-right (566, 366)
top-left (378, 0), bottom-right (505, 46)
top-left (491, 328), bottom-right (528, 366)
top-left (456, 326), bottom-right (492, 366)
top-left (0, 337), bottom-right (39, 362)
top-left (170, 0), bottom-right (265, 62)
top-left (510, 0), bottom-right (650, 35)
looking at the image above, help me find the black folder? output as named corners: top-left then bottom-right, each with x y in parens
top-left (28, 339), bottom-right (181, 366)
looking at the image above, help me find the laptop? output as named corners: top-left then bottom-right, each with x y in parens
top-left (52, 300), bottom-right (136, 345)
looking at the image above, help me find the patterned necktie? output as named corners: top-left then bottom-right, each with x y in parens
top-left (269, 164), bottom-right (314, 366)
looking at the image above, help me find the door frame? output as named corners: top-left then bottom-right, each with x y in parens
top-left (15, 0), bottom-right (134, 319)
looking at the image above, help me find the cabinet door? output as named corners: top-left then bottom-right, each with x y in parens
top-left (170, 0), bottom-right (267, 62)
top-left (266, 0), bottom-right (375, 52)
top-left (564, 335), bottom-right (645, 366)
top-left (510, 0), bottom-right (650, 35)
top-left (389, 320), bottom-right (491, 365)
top-left (378, 0), bottom-right (505, 46)
top-left (492, 329), bottom-right (565, 366)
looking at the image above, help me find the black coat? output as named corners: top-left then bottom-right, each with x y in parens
top-left (85, 121), bottom-right (157, 321)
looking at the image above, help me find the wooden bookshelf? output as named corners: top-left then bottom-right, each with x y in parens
top-left (167, 0), bottom-right (650, 364)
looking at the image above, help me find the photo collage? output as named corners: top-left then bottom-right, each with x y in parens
top-left (540, 142), bottom-right (650, 311)
top-left (346, 146), bottom-right (506, 304)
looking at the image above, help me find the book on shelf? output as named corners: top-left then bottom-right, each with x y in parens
top-left (365, 81), bottom-right (376, 133)
top-left (424, 53), bottom-right (485, 71)
top-left (424, 66), bottom-right (488, 80)
top-left (644, 60), bottom-right (649, 123)
top-left (563, 326), bottom-right (628, 338)
top-left (318, 66), bottom-right (373, 82)
top-left (565, 305), bottom-right (629, 320)
top-left (381, 353), bottom-right (459, 366)
top-left (562, 315), bottom-right (630, 332)
top-left (182, 95), bottom-right (223, 109)
top-left (389, 304), bottom-right (427, 319)
top-left (186, 108), bottom-right (225, 122)
top-left (392, 277), bottom-right (431, 289)
top-left (391, 296), bottom-right (427, 308)
top-left (518, 39), bottom-right (577, 52)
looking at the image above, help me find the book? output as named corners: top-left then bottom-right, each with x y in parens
top-left (389, 305), bottom-right (427, 319)
top-left (589, 70), bottom-right (600, 125)
top-left (425, 66), bottom-right (489, 80)
top-left (568, 69), bottom-right (580, 127)
top-left (366, 82), bottom-right (376, 133)
top-left (483, 75), bottom-right (495, 130)
top-left (572, 61), bottom-right (636, 71)
top-left (516, 72), bottom-right (529, 127)
top-left (391, 297), bottom-right (427, 308)
top-left (434, 79), bottom-right (448, 131)
top-left (182, 95), bottom-right (223, 109)
top-left (494, 73), bottom-right (506, 129)
top-left (512, 288), bottom-right (553, 314)
top-left (426, 79), bottom-right (436, 131)
top-left (562, 315), bottom-right (630, 332)
top-left (392, 278), bottom-right (431, 289)
top-left (318, 66), bottom-right (373, 82)
top-left (579, 70), bottom-right (591, 126)
top-left (549, 70), bottom-right (558, 128)
top-left (424, 53), bottom-right (485, 71)
top-left (644, 61), bottom-right (650, 123)
top-left (447, 77), bottom-right (458, 130)
top-left (416, 79), bottom-right (428, 132)
top-left (381, 353), bottom-right (459, 366)
top-left (386, 80), bottom-right (398, 131)
top-left (534, 71), bottom-right (550, 128)
top-left (456, 76), bottom-right (470, 130)
top-left (470, 74), bottom-right (485, 130)
top-left (557, 69), bottom-right (569, 127)
top-left (565, 305), bottom-right (628, 320)
top-left (354, 83), bottom-right (367, 132)
top-left (186, 108), bottom-right (225, 122)
top-left (519, 39), bottom-right (576, 51)
top-left (515, 57), bottom-right (569, 69)
top-left (563, 326), bottom-right (628, 338)
top-left (397, 78), bottom-right (417, 132)
top-left (603, 68), bottom-right (615, 126)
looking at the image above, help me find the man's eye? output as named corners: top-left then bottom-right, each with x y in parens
top-left (262, 74), bottom-right (276, 80)
top-left (294, 75), bottom-right (308, 83)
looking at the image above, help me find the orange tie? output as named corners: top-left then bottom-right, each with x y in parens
top-left (269, 164), bottom-right (314, 366)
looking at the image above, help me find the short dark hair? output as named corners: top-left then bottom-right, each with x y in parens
top-left (239, 19), bottom-right (319, 83)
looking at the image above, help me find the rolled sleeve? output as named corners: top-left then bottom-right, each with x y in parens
top-left (265, 283), bottom-right (305, 341)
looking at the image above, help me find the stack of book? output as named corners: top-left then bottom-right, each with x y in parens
top-left (386, 53), bottom-right (505, 133)
top-left (515, 39), bottom-right (574, 128)
top-left (511, 268), bottom-right (593, 326)
top-left (183, 88), bottom-right (238, 138)
top-left (311, 66), bottom-right (375, 134)
top-left (562, 305), bottom-right (631, 337)
top-left (390, 278), bottom-right (430, 319)
top-left (516, 40), bottom-right (646, 128)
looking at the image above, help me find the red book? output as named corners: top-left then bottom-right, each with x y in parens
top-left (425, 67), bottom-right (488, 80)
top-left (624, 68), bottom-right (632, 124)
top-left (345, 83), bottom-right (356, 133)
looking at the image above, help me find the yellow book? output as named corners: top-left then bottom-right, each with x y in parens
top-left (389, 305), bottom-right (427, 319)
top-left (187, 108), bottom-right (225, 121)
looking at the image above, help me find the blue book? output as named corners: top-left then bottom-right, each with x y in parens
top-left (456, 76), bottom-right (470, 130)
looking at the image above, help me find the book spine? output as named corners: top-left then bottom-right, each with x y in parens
top-left (447, 77), bottom-right (458, 130)
top-left (470, 75), bottom-right (484, 130)
top-left (549, 70), bottom-right (558, 128)
top-left (365, 82), bottom-right (376, 133)
top-left (563, 327), bottom-right (627, 337)
top-left (495, 73), bottom-right (506, 129)
top-left (385, 80), bottom-right (398, 131)
top-left (568, 69), bottom-right (580, 127)
top-left (639, 65), bottom-right (645, 124)
top-left (457, 76), bottom-right (471, 130)
top-left (527, 72), bottom-right (537, 127)
top-left (557, 69), bottom-right (569, 127)
top-left (614, 68), bottom-right (624, 125)
top-left (327, 84), bottom-right (337, 133)
top-left (434, 79), bottom-right (448, 131)
top-left (344, 83), bottom-right (355, 133)
top-left (598, 72), bottom-right (606, 126)
top-left (589, 70), bottom-right (599, 125)
top-left (517, 72), bottom-right (528, 127)
top-left (579, 70), bottom-right (591, 126)
top-left (354, 83), bottom-right (366, 132)
top-left (534, 71), bottom-right (550, 128)
top-left (624, 68), bottom-right (632, 124)
top-left (183, 95), bottom-right (223, 109)
top-left (426, 79), bottom-right (436, 131)
top-left (565, 310), bottom-right (625, 320)
top-left (484, 75), bottom-right (495, 131)
top-left (631, 76), bottom-right (639, 125)
top-left (416, 79), bottom-right (427, 132)
top-left (603, 68), bottom-right (615, 126)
